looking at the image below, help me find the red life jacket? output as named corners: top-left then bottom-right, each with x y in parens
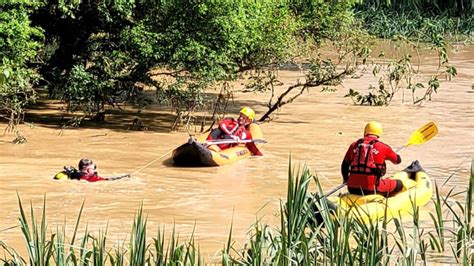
top-left (77, 172), bottom-right (106, 182)
top-left (349, 139), bottom-right (385, 178)
top-left (215, 118), bottom-right (251, 149)
top-left (219, 118), bottom-right (235, 132)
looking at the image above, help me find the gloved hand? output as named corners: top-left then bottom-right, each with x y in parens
top-left (230, 135), bottom-right (241, 142)
top-left (106, 174), bottom-right (131, 181)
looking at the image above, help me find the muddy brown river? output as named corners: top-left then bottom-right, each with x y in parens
top-left (1, 43), bottom-right (473, 258)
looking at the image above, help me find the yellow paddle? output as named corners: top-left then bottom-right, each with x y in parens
top-left (396, 121), bottom-right (438, 153)
top-left (325, 121), bottom-right (438, 197)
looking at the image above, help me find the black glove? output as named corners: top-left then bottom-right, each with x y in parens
top-left (107, 174), bottom-right (131, 181)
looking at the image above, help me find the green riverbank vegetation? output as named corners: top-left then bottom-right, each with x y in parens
top-left (1, 0), bottom-right (472, 142)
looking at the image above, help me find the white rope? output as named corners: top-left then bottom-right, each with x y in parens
top-left (129, 149), bottom-right (173, 176)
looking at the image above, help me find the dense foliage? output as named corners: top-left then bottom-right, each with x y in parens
top-left (0, 1), bottom-right (43, 141)
top-left (30, 0), bottom-right (302, 126)
top-left (123, 1), bottom-right (299, 126)
top-left (34, 0), bottom-right (137, 116)
top-left (290, 0), bottom-right (355, 41)
top-left (0, 0), bottom-right (470, 140)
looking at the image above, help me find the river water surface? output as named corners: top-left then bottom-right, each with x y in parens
top-left (1, 43), bottom-right (473, 259)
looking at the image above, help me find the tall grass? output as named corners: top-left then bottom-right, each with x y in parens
top-left (354, 0), bottom-right (472, 16)
top-left (446, 159), bottom-right (473, 264)
top-left (428, 181), bottom-right (447, 252)
top-left (129, 205), bottom-right (147, 265)
top-left (0, 160), bottom-right (472, 264)
top-left (355, 6), bottom-right (473, 42)
top-left (17, 194), bottom-right (53, 266)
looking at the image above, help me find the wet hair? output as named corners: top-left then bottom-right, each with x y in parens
top-left (78, 158), bottom-right (95, 171)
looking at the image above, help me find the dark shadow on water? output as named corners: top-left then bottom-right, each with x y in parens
top-left (24, 107), bottom-right (178, 133)
top-left (276, 62), bottom-right (311, 71)
top-left (22, 89), bottom-right (270, 134)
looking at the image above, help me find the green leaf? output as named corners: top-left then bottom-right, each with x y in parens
top-left (3, 68), bottom-right (10, 79)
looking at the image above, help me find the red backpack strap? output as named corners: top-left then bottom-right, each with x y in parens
top-left (350, 139), bottom-right (379, 175)
top-left (367, 139), bottom-right (382, 179)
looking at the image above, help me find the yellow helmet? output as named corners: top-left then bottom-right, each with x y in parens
top-left (364, 121), bottom-right (383, 137)
top-left (240, 107), bottom-right (255, 120)
top-left (54, 171), bottom-right (69, 180)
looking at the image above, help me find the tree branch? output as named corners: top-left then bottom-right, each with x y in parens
top-left (258, 69), bottom-right (350, 122)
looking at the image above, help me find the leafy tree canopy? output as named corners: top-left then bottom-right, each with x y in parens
top-left (0, 1), bottom-right (43, 141)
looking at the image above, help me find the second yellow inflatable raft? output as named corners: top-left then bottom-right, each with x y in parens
top-left (172, 124), bottom-right (263, 166)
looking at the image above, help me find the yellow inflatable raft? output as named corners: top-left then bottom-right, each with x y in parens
top-left (172, 124), bottom-right (263, 166)
top-left (321, 161), bottom-right (432, 224)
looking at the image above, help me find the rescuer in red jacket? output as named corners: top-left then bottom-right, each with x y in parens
top-left (341, 121), bottom-right (403, 197)
top-left (73, 158), bottom-right (107, 182)
top-left (207, 107), bottom-right (263, 156)
top-left (53, 158), bottom-right (130, 182)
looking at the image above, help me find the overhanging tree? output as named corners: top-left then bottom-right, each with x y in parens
top-left (0, 1), bottom-right (43, 142)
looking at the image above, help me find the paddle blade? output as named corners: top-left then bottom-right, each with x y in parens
top-left (405, 122), bottom-right (438, 147)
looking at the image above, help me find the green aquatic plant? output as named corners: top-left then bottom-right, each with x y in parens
top-left (447, 159), bottom-right (473, 263)
top-left (91, 228), bottom-right (108, 265)
top-left (17, 194), bottom-right (53, 266)
top-left (108, 240), bottom-right (126, 266)
top-left (0, 240), bottom-right (24, 265)
top-left (52, 201), bottom-right (84, 265)
top-left (355, 7), bottom-right (473, 41)
top-left (345, 34), bottom-right (457, 106)
top-left (129, 205), bottom-right (147, 265)
top-left (428, 181), bottom-right (448, 252)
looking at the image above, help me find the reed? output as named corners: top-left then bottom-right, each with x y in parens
top-left (0, 240), bottom-right (24, 265)
top-left (182, 226), bottom-right (201, 266)
top-left (355, 6), bottom-right (473, 41)
top-left (129, 205), bottom-right (147, 265)
top-left (280, 163), bottom-right (313, 264)
top-left (221, 220), bottom-right (233, 266)
top-left (91, 228), bottom-right (108, 265)
top-left (108, 240), bottom-right (126, 266)
top-left (151, 225), bottom-right (166, 263)
top-left (53, 201), bottom-right (84, 265)
top-left (79, 226), bottom-right (92, 265)
top-left (354, 0), bottom-right (472, 16)
top-left (428, 181), bottom-right (447, 252)
top-left (17, 194), bottom-right (53, 265)
top-left (452, 159), bottom-right (473, 263)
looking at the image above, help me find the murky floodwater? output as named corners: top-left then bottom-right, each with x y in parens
top-left (1, 43), bottom-right (473, 258)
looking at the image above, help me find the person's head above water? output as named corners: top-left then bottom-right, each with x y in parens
top-left (78, 158), bottom-right (96, 175)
